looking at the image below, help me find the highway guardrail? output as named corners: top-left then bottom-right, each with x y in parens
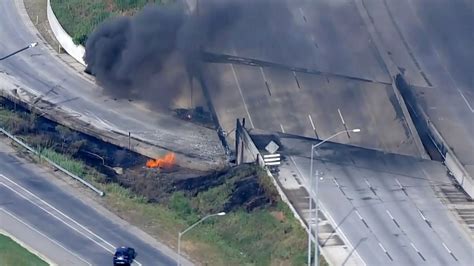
top-left (0, 127), bottom-right (105, 196)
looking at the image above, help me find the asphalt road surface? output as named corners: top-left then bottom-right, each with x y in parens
top-left (255, 132), bottom-right (473, 265)
top-left (0, 140), bottom-right (182, 265)
top-left (199, 0), bottom-right (425, 158)
top-left (0, 0), bottom-right (225, 170)
top-left (203, 63), bottom-right (422, 157)
top-left (359, 0), bottom-right (474, 181)
top-left (1, 0), bottom-right (471, 264)
top-left (200, 0), bottom-right (473, 179)
top-left (197, 1), bottom-right (474, 262)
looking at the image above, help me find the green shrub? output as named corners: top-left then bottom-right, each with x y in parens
top-left (51, 0), bottom-right (166, 45)
top-left (194, 180), bottom-right (232, 214)
top-left (1, 111), bottom-right (37, 135)
top-left (40, 148), bottom-right (86, 176)
top-left (169, 192), bottom-right (197, 222)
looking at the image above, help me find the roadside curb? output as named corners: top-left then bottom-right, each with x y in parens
top-left (0, 127), bottom-right (105, 196)
top-left (0, 229), bottom-right (57, 266)
top-left (17, 0), bottom-right (93, 81)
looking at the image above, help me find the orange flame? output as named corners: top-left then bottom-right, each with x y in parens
top-left (146, 152), bottom-right (176, 169)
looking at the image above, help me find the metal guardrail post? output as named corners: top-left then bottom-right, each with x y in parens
top-left (0, 127), bottom-right (105, 196)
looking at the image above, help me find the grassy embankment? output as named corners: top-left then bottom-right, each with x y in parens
top-left (50, 0), bottom-right (167, 45)
top-left (0, 234), bottom-right (48, 266)
top-left (0, 103), bottom-right (319, 265)
top-left (29, 1), bottom-right (324, 264)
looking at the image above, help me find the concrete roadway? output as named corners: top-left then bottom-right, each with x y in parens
top-left (196, 0), bottom-right (473, 264)
top-left (200, 0), bottom-right (424, 157)
top-left (203, 63), bottom-right (423, 157)
top-left (358, 0), bottom-right (474, 184)
top-left (0, 0), bottom-right (225, 170)
top-left (203, 0), bottom-right (390, 83)
top-left (253, 132), bottom-right (473, 265)
top-left (202, 0), bottom-right (473, 175)
top-left (0, 140), bottom-right (183, 265)
top-left (298, 147), bottom-right (473, 265)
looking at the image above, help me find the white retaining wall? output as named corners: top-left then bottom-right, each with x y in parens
top-left (46, 0), bottom-right (86, 65)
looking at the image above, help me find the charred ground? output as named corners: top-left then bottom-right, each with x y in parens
top-left (0, 96), bottom-right (277, 211)
top-left (0, 95), bottom-right (309, 265)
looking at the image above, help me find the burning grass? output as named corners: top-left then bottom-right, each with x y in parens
top-left (0, 98), bottom-right (311, 265)
top-left (146, 152), bottom-right (176, 169)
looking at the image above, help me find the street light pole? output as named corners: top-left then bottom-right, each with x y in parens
top-left (177, 212), bottom-right (226, 265)
top-left (0, 42), bottom-right (38, 61)
top-left (308, 143), bottom-right (314, 266)
top-left (308, 128), bottom-right (360, 266)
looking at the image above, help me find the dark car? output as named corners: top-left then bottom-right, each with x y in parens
top-left (113, 246), bottom-right (136, 266)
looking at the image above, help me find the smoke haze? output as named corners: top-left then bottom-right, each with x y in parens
top-left (84, 1), bottom-right (304, 108)
top-left (84, 1), bottom-right (240, 107)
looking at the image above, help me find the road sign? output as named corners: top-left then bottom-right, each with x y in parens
top-left (265, 141), bottom-right (280, 154)
top-left (263, 153), bottom-right (280, 166)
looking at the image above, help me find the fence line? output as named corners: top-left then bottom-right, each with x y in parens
top-left (0, 127), bottom-right (105, 196)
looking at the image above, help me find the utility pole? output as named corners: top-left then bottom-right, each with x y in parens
top-left (308, 128), bottom-right (361, 265)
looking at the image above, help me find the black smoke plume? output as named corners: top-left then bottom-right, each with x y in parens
top-left (84, 0), bottom-right (309, 109)
top-left (84, 1), bottom-right (240, 107)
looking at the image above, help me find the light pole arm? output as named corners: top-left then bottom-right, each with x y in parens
top-left (177, 212), bottom-right (224, 265)
top-left (180, 214), bottom-right (215, 237)
top-left (0, 42), bottom-right (38, 61)
top-left (311, 130), bottom-right (348, 150)
top-left (309, 128), bottom-right (360, 266)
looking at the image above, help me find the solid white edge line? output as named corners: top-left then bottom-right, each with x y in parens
top-left (0, 208), bottom-right (92, 266)
top-left (288, 157), bottom-right (366, 266)
top-left (230, 64), bottom-right (255, 128)
top-left (0, 175), bottom-right (145, 266)
top-left (0, 174), bottom-right (115, 248)
top-left (0, 181), bottom-right (113, 252)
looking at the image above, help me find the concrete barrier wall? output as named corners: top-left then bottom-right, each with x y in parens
top-left (395, 75), bottom-right (473, 199)
top-left (235, 119), bottom-right (310, 234)
top-left (47, 0), bottom-right (86, 65)
top-left (235, 120), bottom-right (340, 265)
top-left (446, 152), bottom-right (474, 197)
top-left (235, 119), bottom-right (265, 166)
